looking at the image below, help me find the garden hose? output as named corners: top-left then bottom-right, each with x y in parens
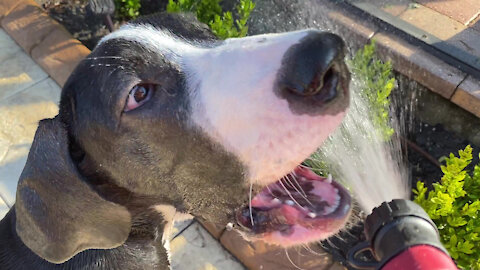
top-left (347, 199), bottom-right (458, 270)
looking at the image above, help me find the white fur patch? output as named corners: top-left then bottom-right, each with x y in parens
top-left (153, 204), bottom-right (193, 242)
top-left (152, 204), bottom-right (193, 264)
top-left (101, 25), bottom-right (346, 187)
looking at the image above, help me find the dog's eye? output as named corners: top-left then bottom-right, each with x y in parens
top-left (124, 84), bottom-right (154, 112)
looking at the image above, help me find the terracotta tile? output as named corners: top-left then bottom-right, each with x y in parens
top-left (358, 0), bottom-right (413, 16)
top-left (326, 10), bottom-right (378, 52)
top-left (220, 229), bottom-right (337, 270)
top-left (198, 220), bottom-right (226, 239)
top-left (399, 4), bottom-right (480, 64)
top-left (0, 0), bottom-right (22, 19)
top-left (326, 9), bottom-right (378, 41)
top-left (451, 76), bottom-right (480, 118)
top-left (416, 0), bottom-right (480, 25)
top-left (400, 4), bottom-right (467, 39)
top-left (1, 0), bottom-right (58, 53)
top-left (372, 31), bottom-right (467, 99)
top-left (31, 27), bottom-right (90, 87)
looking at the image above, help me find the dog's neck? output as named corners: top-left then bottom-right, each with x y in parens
top-left (0, 154), bottom-right (178, 270)
top-left (0, 207), bottom-right (171, 270)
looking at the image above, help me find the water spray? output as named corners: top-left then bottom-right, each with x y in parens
top-left (347, 199), bottom-right (457, 270)
top-left (315, 79), bottom-right (458, 269)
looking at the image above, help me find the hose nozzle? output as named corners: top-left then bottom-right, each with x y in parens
top-left (348, 199), bottom-right (449, 269)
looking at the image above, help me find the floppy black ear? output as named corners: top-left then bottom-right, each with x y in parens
top-left (15, 117), bottom-right (132, 264)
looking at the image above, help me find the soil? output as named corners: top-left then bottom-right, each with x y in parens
top-left (37, 0), bottom-right (480, 268)
top-left (38, 0), bottom-right (169, 50)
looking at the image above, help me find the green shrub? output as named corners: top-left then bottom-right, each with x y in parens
top-left (413, 145), bottom-right (480, 269)
top-left (348, 40), bottom-right (395, 140)
top-left (167, 0), bottom-right (255, 39)
top-left (114, 0), bottom-right (141, 19)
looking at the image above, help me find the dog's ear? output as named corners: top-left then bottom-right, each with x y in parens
top-left (15, 117), bottom-right (132, 264)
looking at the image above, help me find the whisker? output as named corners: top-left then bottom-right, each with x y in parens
top-left (265, 185), bottom-right (278, 199)
top-left (324, 238), bottom-right (339, 249)
top-left (85, 56), bottom-right (125, 60)
top-left (302, 243), bottom-right (326, 256)
top-left (287, 173), bottom-right (308, 198)
top-left (278, 179), bottom-right (306, 210)
top-left (249, 182), bottom-right (254, 227)
top-left (284, 175), bottom-right (313, 207)
top-left (284, 249), bottom-right (306, 270)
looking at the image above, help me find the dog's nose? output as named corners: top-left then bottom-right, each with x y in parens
top-left (277, 31), bottom-right (347, 103)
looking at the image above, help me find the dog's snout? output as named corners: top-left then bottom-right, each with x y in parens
top-left (276, 31), bottom-right (349, 109)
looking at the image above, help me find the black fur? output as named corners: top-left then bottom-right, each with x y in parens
top-left (0, 13), bottom-right (246, 270)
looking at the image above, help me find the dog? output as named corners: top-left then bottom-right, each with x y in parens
top-left (0, 12), bottom-right (351, 269)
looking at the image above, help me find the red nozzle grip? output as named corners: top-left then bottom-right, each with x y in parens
top-left (381, 245), bottom-right (457, 270)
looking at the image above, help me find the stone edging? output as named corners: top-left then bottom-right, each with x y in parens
top-left (323, 1), bottom-right (480, 119)
top-left (0, 0), bottom-right (90, 87)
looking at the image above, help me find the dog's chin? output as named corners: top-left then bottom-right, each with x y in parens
top-left (235, 166), bottom-right (351, 246)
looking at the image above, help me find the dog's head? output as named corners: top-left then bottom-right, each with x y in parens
top-left (14, 13), bottom-right (351, 263)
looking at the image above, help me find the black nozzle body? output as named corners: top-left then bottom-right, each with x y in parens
top-left (366, 199), bottom-right (448, 265)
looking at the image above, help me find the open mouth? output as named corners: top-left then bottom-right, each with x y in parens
top-left (236, 166), bottom-right (351, 246)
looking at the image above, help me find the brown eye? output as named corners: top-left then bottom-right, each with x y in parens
top-left (124, 84), bottom-right (154, 112)
top-left (133, 86), bottom-right (148, 102)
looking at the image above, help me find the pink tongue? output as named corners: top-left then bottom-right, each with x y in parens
top-left (294, 166), bottom-right (323, 180)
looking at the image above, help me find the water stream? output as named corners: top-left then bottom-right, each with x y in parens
top-left (246, 0), bottom-right (415, 215)
top-left (310, 76), bottom-right (411, 214)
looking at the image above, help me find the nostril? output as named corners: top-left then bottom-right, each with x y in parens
top-left (277, 31), bottom-right (346, 101)
top-left (321, 67), bottom-right (339, 102)
top-left (305, 66), bottom-right (336, 96)
top-left (323, 68), bottom-right (335, 88)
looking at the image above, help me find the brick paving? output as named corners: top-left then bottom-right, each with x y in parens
top-left (416, 0), bottom-right (480, 25)
top-left (349, 0), bottom-right (480, 117)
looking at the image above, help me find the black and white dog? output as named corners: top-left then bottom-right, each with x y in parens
top-left (0, 13), bottom-right (351, 269)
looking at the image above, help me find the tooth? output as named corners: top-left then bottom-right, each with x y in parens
top-left (272, 198), bottom-right (281, 204)
top-left (226, 223), bottom-right (234, 231)
top-left (308, 212), bottom-right (317, 218)
top-left (285, 200), bottom-right (295, 206)
top-left (327, 174), bottom-right (332, 184)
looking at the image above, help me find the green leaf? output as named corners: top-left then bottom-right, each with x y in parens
top-left (413, 146), bottom-right (480, 269)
